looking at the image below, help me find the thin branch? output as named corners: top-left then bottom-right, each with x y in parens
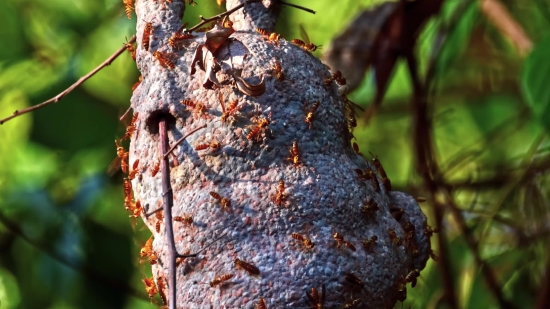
top-left (187, 0), bottom-right (262, 32)
top-left (278, 0), bottom-right (316, 14)
top-left (0, 209), bottom-right (149, 301)
top-left (159, 119), bottom-right (177, 309)
top-left (162, 124), bottom-right (207, 159)
top-left (177, 232), bottom-right (227, 258)
top-left (185, 0), bottom-right (314, 33)
top-left (0, 36), bottom-right (136, 125)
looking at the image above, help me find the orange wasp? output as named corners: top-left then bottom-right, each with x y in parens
top-left (124, 38), bottom-right (137, 61)
top-left (362, 236), bottom-right (377, 253)
top-left (369, 152), bottom-right (391, 191)
top-left (333, 232), bottom-right (356, 251)
top-left (287, 141), bottom-right (301, 166)
top-left (210, 191), bottom-right (231, 210)
top-left (181, 99), bottom-right (209, 119)
top-left (173, 214), bottom-right (193, 227)
top-left (388, 228), bottom-right (403, 246)
top-left (255, 297), bottom-right (267, 309)
top-left (153, 50), bottom-right (175, 69)
top-left (234, 258), bottom-right (260, 276)
top-left (304, 101), bottom-right (320, 129)
top-left (306, 284), bottom-right (325, 309)
top-left (218, 92), bottom-right (243, 125)
top-left (256, 28), bottom-right (281, 45)
top-left (194, 137), bottom-right (221, 152)
top-left (246, 116), bottom-right (270, 142)
top-left (272, 179), bottom-right (287, 206)
top-left (291, 232), bottom-right (314, 252)
top-left (150, 159), bottom-right (160, 177)
top-left (168, 31), bottom-right (195, 50)
top-left (270, 61), bottom-right (285, 81)
top-left (142, 22), bottom-right (153, 51)
top-left (123, 0), bottom-right (134, 19)
top-left (209, 274), bottom-right (234, 287)
top-left (139, 236), bottom-right (158, 265)
top-left (132, 75), bottom-right (142, 91)
top-left (142, 277), bottom-right (158, 303)
top-left (291, 25), bottom-right (321, 52)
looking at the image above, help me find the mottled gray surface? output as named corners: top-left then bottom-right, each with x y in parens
top-left (131, 1), bottom-right (430, 308)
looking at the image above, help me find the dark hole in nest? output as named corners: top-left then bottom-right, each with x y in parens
top-left (146, 110), bottom-right (177, 134)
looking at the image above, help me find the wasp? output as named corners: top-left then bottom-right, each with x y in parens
top-left (362, 236), bottom-right (377, 253)
top-left (352, 142), bottom-right (362, 156)
top-left (123, 0), bottom-right (134, 19)
top-left (150, 159), bottom-right (160, 177)
top-left (270, 61), bottom-right (284, 81)
top-left (333, 232), bottom-right (356, 251)
top-left (121, 112), bottom-right (139, 141)
top-left (395, 280), bottom-right (407, 302)
top-left (173, 214), bottom-right (193, 227)
top-left (127, 199), bottom-right (143, 220)
top-left (223, 19), bottom-right (233, 29)
top-left (181, 99), bottom-right (209, 119)
top-left (331, 70), bottom-right (347, 86)
top-left (303, 101), bottom-right (319, 129)
top-left (246, 116), bottom-right (270, 142)
top-left (388, 229), bottom-right (403, 246)
top-left (123, 179), bottom-right (133, 209)
top-left (344, 272), bottom-right (367, 294)
top-left (415, 196), bottom-right (426, 203)
top-left (175, 249), bottom-right (191, 267)
top-left (139, 236), bottom-right (158, 265)
top-left (287, 141), bottom-right (301, 166)
top-left (291, 25), bottom-right (321, 52)
top-left (131, 75), bottom-right (142, 91)
top-left (127, 160), bottom-right (140, 180)
top-left (209, 274), bottom-right (234, 287)
top-left (153, 51), bottom-right (175, 69)
top-left (210, 191), bottom-right (231, 210)
top-left (124, 39), bottom-right (137, 61)
top-left (216, 0), bottom-right (226, 6)
top-left (156, 275), bottom-right (168, 306)
top-left (306, 284), bottom-right (325, 309)
top-left (168, 32), bottom-right (195, 50)
top-left (194, 138), bottom-right (220, 152)
top-left (368, 152), bottom-right (391, 191)
top-left (405, 269), bottom-right (420, 288)
top-left (272, 179), bottom-right (287, 206)
top-left (234, 258), bottom-right (260, 276)
top-left (291, 232), bottom-right (314, 251)
top-left (389, 206), bottom-right (404, 221)
top-left (155, 211), bottom-right (164, 233)
top-left (424, 225), bottom-right (438, 238)
top-left (218, 92), bottom-right (242, 125)
top-left (255, 297), bottom-right (267, 309)
top-left (342, 298), bottom-right (362, 309)
top-left (360, 199), bottom-right (379, 218)
top-left (256, 28), bottom-right (281, 45)
top-left (114, 140), bottom-right (129, 173)
top-left (142, 277), bottom-right (158, 303)
top-left (142, 22), bottom-right (153, 51)
top-left (429, 249), bottom-right (439, 261)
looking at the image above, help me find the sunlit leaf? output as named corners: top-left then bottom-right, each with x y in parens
top-left (521, 33), bottom-right (550, 133)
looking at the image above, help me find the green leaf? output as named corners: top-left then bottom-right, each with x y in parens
top-left (0, 267), bottom-right (21, 309)
top-left (521, 33), bottom-right (550, 133)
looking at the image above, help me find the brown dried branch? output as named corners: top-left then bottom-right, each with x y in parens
top-left (162, 124), bottom-right (207, 159)
top-left (186, 0), bottom-right (262, 32)
top-left (0, 36), bottom-right (136, 125)
top-left (480, 0), bottom-right (533, 57)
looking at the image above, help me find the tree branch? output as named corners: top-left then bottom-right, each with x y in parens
top-left (0, 36), bottom-right (136, 125)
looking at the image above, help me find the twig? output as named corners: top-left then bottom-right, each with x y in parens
top-left (159, 119), bottom-right (178, 309)
top-left (162, 124), bottom-right (207, 159)
top-left (177, 232), bottom-right (227, 258)
top-left (186, 0), bottom-right (262, 32)
top-left (185, 0), bottom-right (314, 33)
top-left (0, 36), bottom-right (136, 125)
top-left (0, 209), bottom-right (148, 301)
top-left (278, 0), bottom-right (316, 14)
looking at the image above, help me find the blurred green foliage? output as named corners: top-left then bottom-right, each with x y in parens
top-left (0, 0), bottom-right (549, 308)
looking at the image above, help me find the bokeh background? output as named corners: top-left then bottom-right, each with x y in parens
top-left (0, 0), bottom-right (549, 308)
